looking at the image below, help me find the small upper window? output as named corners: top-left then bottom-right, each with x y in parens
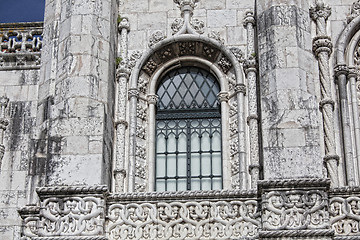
top-left (155, 67), bottom-right (223, 191)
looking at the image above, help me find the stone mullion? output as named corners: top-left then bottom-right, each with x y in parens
top-left (244, 10), bottom-right (260, 189)
top-left (311, 3), bottom-right (339, 187)
top-left (335, 65), bottom-right (356, 186)
top-left (348, 68), bottom-right (360, 185)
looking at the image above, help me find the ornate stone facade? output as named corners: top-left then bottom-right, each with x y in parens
top-left (2, 0), bottom-right (360, 239)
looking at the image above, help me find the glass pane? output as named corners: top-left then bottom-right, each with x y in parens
top-left (167, 154), bottom-right (177, 177)
top-left (178, 154), bottom-right (187, 176)
top-left (156, 179), bottom-right (166, 192)
top-left (178, 132), bottom-right (187, 152)
top-left (178, 179), bottom-right (187, 191)
top-left (167, 133), bottom-right (176, 152)
top-left (202, 178), bottom-right (212, 190)
top-left (191, 153), bottom-right (200, 176)
top-left (156, 155), bottom-right (166, 177)
top-left (212, 131), bottom-right (221, 151)
top-left (212, 152), bottom-right (222, 175)
top-left (157, 134), bottom-right (166, 153)
top-left (213, 177), bottom-right (222, 190)
top-left (167, 179), bottom-right (176, 191)
top-left (201, 132), bottom-right (210, 151)
top-left (191, 179), bottom-right (201, 190)
top-left (201, 153), bottom-right (211, 176)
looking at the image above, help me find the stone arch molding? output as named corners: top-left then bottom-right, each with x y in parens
top-left (334, 11), bottom-right (360, 187)
top-left (125, 33), bottom-right (249, 192)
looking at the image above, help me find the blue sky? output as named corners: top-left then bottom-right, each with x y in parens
top-left (0, 0), bottom-right (45, 23)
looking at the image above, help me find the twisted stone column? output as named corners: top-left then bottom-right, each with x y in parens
top-left (310, 3), bottom-right (339, 187)
top-left (243, 10), bottom-right (260, 189)
top-left (118, 18), bottom-right (130, 62)
top-left (114, 63), bottom-right (130, 192)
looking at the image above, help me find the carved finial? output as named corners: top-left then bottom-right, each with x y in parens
top-left (174, 0), bottom-right (199, 13)
top-left (310, 2), bottom-right (331, 21)
top-left (348, 0), bottom-right (360, 22)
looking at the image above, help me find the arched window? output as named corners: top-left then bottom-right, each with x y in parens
top-left (155, 66), bottom-right (222, 191)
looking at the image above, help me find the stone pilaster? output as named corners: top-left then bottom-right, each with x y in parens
top-left (257, 0), bottom-right (323, 180)
top-left (37, 0), bottom-right (118, 186)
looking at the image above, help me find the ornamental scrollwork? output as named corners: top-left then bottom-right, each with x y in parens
top-left (107, 200), bottom-right (260, 239)
top-left (330, 196), bottom-right (360, 235)
top-left (148, 30), bottom-right (166, 48)
top-left (128, 50), bottom-right (143, 70)
top-left (262, 190), bottom-right (329, 230)
top-left (190, 19), bottom-right (204, 34)
top-left (172, 19), bottom-right (184, 35)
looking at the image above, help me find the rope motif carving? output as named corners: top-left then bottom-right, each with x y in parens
top-left (330, 196), bottom-right (360, 235)
top-left (107, 200), bottom-right (260, 239)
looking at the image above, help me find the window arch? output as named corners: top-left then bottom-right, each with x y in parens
top-left (155, 66), bottom-right (223, 191)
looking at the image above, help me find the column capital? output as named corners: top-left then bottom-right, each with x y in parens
top-left (334, 64), bottom-right (349, 77)
top-left (235, 83), bottom-right (247, 95)
top-left (312, 36), bottom-right (332, 57)
top-left (128, 89), bottom-right (139, 99)
top-left (147, 94), bottom-right (159, 105)
top-left (243, 10), bottom-right (255, 27)
top-left (310, 2), bottom-right (331, 21)
top-left (116, 62), bottom-right (131, 80)
top-left (217, 92), bottom-right (229, 102)
top-left (243, 56), bottom-right (257, 75)
top-left (118, 17), bottom-right (130, 32)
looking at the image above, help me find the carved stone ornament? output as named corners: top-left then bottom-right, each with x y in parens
top-left (149, 30), bottom-right (166, 48)
top-left (208, 31), bottom-right (224, 44)
top-left (190, 19), bottom-right (205, 34)
top-left (135, 160), bottom-right (146, 179)
top-left (309, 2), bottom-right (331, 21)
top-left (230, 100), bottom-right (238, 117)
top-left (128, 50), bottom-right (143, 70)
top-left (171, 19), bottom-right (184, 35)
top-left (147, 94), bottom-right (159, 105)
top-left (136, 125), bottom-right (146, 140)
top-left (217, 55), bottom-right (232, 73)
top-left (116, 61), bottom-right (131, 80)
top-left (243, 10), bottom-right (256, 27)
top-left (137, 103), bottom-right (147, 121)
top-left (230, 47), bottom-right (245, 63)
top-left (334, 64), bottom-right (349, 78)
top-left (143, 58), bottom-right (158, 76)
top-left (138, 77), bottom-right (149, 94)
top-left (262, 190), bottom-right (329, 230)
top-left (174, 0), bottom-right (199, 11)
top-left (330, 195), bottom-right (360, 235)
top-left (348, 0), bottom-right (360, 23)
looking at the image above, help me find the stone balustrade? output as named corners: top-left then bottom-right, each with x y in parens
top-left (0, 22), bottom-right (43, 69)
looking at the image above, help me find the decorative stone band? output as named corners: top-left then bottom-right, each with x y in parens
top-left (313, 36), bottom-right (333, 57)
top-left (258, 178), bottom-right (331, 190)
top-left (118, 17), bottom-right (130, 32)
top-left (259, 229), bottom-right (334, 238)
top-left (28, 237), bottom-right (108, 240)
top-left (36, 185), bottom-right (108, 198)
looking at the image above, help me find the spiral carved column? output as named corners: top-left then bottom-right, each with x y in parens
top-left (243, 10), bottom-right (260, 189)
top-left (310, 3), bottom-right (339, 187)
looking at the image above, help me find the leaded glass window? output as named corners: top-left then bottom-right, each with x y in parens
top-left (155, 67), bottom-right (222, 191)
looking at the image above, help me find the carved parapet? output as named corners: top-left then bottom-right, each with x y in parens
top-left (107, 189), bottom-right (259, 239)
top-left (313, 36), bottom-right (333, 57)
top-left (259, 178), bottom-right (331, 237)
top-left (19, 186), bottom-right (108, 238)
